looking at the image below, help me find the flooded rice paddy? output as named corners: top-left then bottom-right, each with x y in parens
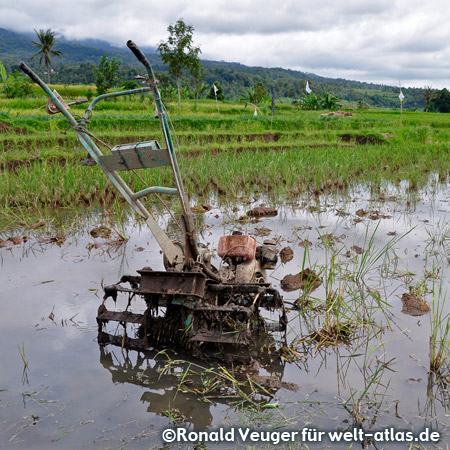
top-left (2, 179), bottom-right (450, 449)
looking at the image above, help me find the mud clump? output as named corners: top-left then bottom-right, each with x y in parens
top-left (355, 209), bottom-right (368, 217)
top-left (192, 204), bottom-right (212, 213)
top-left (90, 226), bottom-right (112, 239)
top-left (281, 268), bottom-right (322, 293)
top-left (280, 247), bottom-right (294, 263)
top-left (351, 245), bottom-right (364, 255)
top-left (252, 375), bottom-right (298, 392)
top-left (401, 293), bottom-right (430, 316)
top-left (247, 206), bottom-right (278, 218)
top-left (0, 236), bottom-right (24, 248)
top-left (355, 209), bottom-right (392, 220)
top-left (252, 227), bottom-right (272, 237)
top-left (320, 111), bottom-right (353, 117)
top-left (318, 233), bottom-right (346, 246)
top-left (37, 234), bottom-right (67, 246)
top-left (298, 239), bottom-right (312, 248)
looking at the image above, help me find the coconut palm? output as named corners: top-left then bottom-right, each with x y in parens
top-left (421, 86), bottom-right (436, 112)
top-left (31, 28), bottom-right (63, 83)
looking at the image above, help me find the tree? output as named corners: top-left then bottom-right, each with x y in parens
top-left (158, 19), bottom-right (202, 107)
top-left (254, 82), bottom-right (268, 103)
top-left (155, 71), bottom-right (177, 102)
top-left (190, 61), bottom-right (207, 109)
top-left (93, 56), bottom-right (122, 95)
top-left (31, 28), bottom-right (63, 83)
top-left (320, 91), bottom-right (341, 110)
top-left (240, 87), bottom-right (255, 103)
top-left (0, 61), bottom-right (32, 98)
top-left (431, 88), bottom-right (450, 113)
top-left (421, 86), bottom-right (436, 112)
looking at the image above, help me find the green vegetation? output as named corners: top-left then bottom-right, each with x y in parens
top-left (93, 56), bottom-right (122, 94)
top-left (0, 60), bottom-right (32, 98)
top-left (430, 88), bottom-right (450, 113)
top-left (0, 27), bottom-right (430, 108)
top-left (158, 19), bottom-right (201, 107)
top-left (207, 81), bottom-right (224, 101)
top-left (1, 86), bottom-right (450, 210)
top-left (31, 28), bottom-right (63, 83)
top-left (294, 90), bottom-right (342, 110)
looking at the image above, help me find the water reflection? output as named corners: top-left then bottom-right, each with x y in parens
top-left (98, 345), bottom-right (287, 430)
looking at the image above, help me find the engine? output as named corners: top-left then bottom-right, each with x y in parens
top-left (217, 231), bottom-right (278, 284)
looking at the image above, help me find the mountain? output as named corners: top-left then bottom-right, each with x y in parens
top-left (0, 27), bottom-right (135, 65)
top-left (0, 27), bottom-right (425, 109)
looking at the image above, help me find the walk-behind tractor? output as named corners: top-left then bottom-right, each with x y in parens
top-left (19, 41), bottom-right (286, 361)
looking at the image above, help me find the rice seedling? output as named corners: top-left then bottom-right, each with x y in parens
top-left (343, 364), bottom-right (385, 428)
top-left (18, 342), bottom-right (29, 385)
top-left (429, 282), bottom-right (450, 378)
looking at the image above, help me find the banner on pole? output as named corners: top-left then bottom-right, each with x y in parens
top-left (306, 81), bottom-right (312, 94)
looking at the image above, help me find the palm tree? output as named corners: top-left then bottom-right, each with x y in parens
top-left (31, 29), bottom-right (63, 83)
top-left (421, 86), bottom-right (436, 112)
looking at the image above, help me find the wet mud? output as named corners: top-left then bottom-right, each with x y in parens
top-left (281, 268), bottom-right (322, 292)
top-left (401, 293), bottom-right (431, 316)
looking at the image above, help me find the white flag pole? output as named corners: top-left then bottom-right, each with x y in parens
top-left (213, 84), bottom-right (219, 113)
top-left (399, 83), bottom-right (404, 123)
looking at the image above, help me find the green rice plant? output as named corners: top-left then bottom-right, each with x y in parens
top-left (5, 95), bottom-right (450, 213)
top-left (18, 342), bottom-right (29, 385)
top-left (343, 364), bottom-right (385, 428)
top-left (429, 282), bottom-right (450, 377)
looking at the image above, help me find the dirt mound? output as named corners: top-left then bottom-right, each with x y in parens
top-left (281, 268), bottom-right (322, 293)
top-left (0, 237), bottom-right (24, 248)
top-left (401, 293), bottom-right (430, 316)
top-left (280, 247), bottom-right (294, 263)
top-left (320, 111), bottom-right (353, 117)
top-left (247, 206), bottom-right (278, 218)
top-left (252, 227), bottom-right (271, 237)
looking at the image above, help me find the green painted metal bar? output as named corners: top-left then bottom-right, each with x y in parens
top-left (126, 41), bottom-right (188, 213)
top-left (132, 187), bottom-right (178, 200)
top-left (84, 88), bottom-right (150, 119)
top-left (126, 41), bottom-right (199, 264)
top-left (18, 61), bottom-right (184, 266)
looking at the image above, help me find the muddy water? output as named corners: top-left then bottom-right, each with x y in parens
top-left (2, 182), bottom-right (450, 449)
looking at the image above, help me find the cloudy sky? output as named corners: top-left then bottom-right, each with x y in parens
top-left (1, 0), bottom-right (450, 88)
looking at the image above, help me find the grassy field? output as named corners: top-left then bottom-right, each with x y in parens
top-left (1, 84), bottom-right (450, 210)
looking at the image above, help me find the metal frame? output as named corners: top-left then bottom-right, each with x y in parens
top-left (19, 47), bottom-right (196, 267)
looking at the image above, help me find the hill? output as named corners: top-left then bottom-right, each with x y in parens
top-left (0, 27), bottom-right (425, 109)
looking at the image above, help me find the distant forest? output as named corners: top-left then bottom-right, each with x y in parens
top-left (0, 27), bottom-right (428, 110)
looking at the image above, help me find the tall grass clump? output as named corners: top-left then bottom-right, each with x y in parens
top-left (429, 282), bottom-right (450, 378)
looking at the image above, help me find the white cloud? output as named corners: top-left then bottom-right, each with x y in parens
top-left (1, 0), bottom-right (450, 87)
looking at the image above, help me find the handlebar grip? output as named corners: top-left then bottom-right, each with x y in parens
top-left (19, 61), bottom-right (42, 85)
top-left (126, 40), bottom-right (150, 68)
